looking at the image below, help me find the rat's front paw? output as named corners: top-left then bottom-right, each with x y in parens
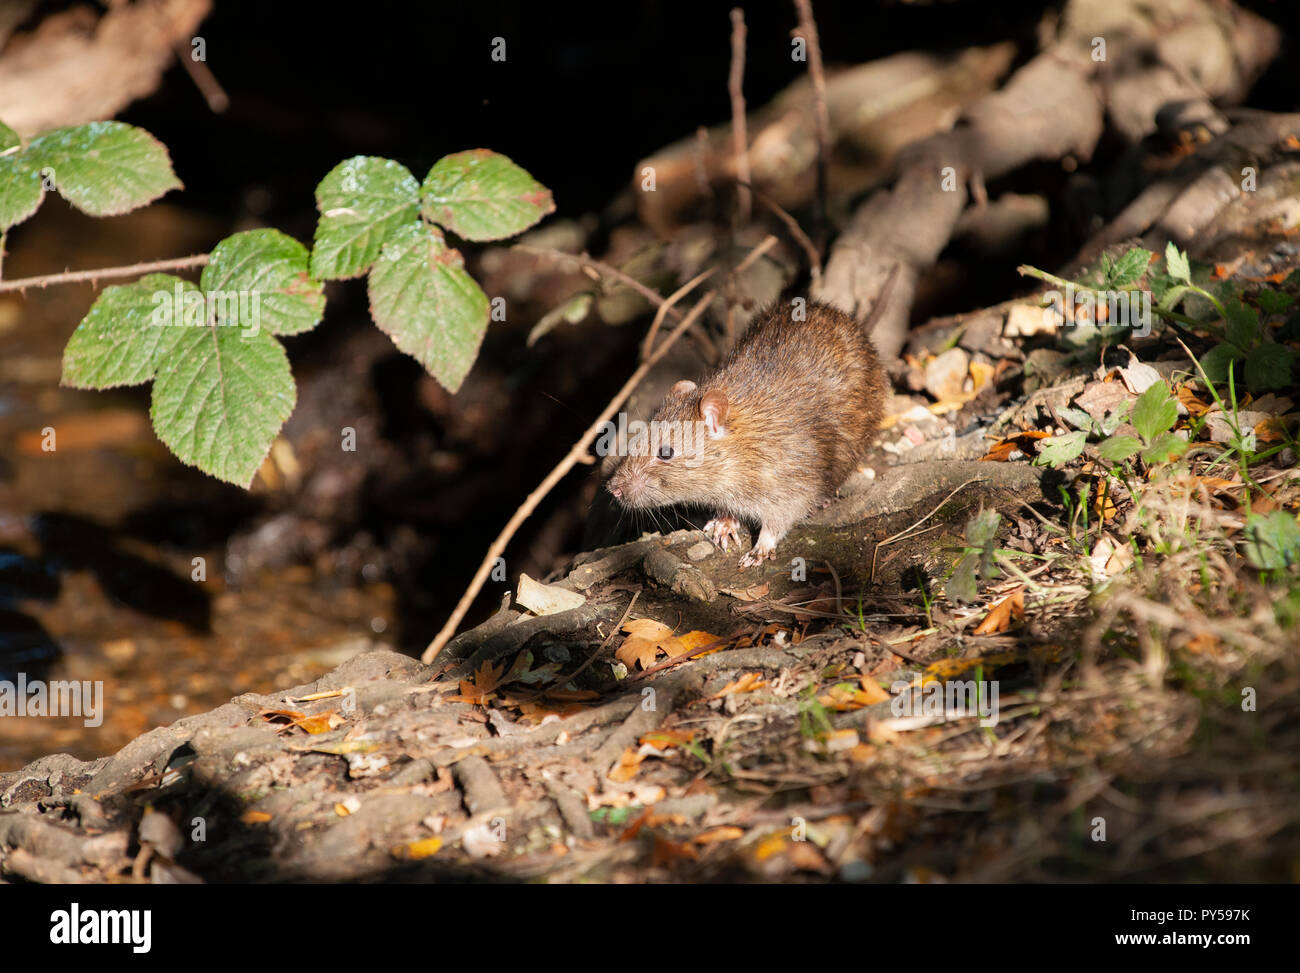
top-left (738, 528), bottom-right (778, 568)
top-left (703, 516), bottom-right (743, 552)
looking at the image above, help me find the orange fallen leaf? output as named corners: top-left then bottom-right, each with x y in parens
top-left (710, 672), bottom-right (767, 699)
top-left (981, 430), bottom-right (1049, 462)
top-left (639, 729), bottom-right (695, 748)
top-left (615, 620), bottom-right (726, 670)
top-left (609, 746), bottom-right (646, 782)
top-left (241, 811), bottom-right (272, 824)
top-left (650, 834), bottom-right (699, 866)
top-left (392, 837), bottom-right (442, 860)
top-left (454, 658), bottom-right (506, 704)
top-left (692, 826), bottom-right (745, 845)
top-left (973, 587), bottom-right (1025, 635)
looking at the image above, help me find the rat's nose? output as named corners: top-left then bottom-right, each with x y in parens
top-left (607, 481), bottom-right (622, 500)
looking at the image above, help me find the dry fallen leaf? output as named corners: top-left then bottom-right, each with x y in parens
top-left (720, 582), bottom-right (770, 601)
top-left (392, 837), bottom-right (442, 861)
top-left (516, 573), bottom-right (586, 615)
top-left (692, 826), bottom-right (745, 845)
top-left (973, 587), bottom-right (1025, 635)
top-left (454, 659), bottom-right (506, 704)
top-left (710, 672), bottom-right (767, 699)
top-left (615, 619), bottom-right (725, 670)
top-left (609, 745), bottom-right (647, 782)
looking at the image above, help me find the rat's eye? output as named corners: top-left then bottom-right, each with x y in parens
top-left (657, 444), bottom-right (675, 461)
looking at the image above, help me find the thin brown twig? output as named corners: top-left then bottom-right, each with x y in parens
top-left (728, 7), bottom-right (751, 225)
top-left (423, 235), bottom-right (778, 662)
top-left (641, 266), bottom-right (716, 361)
top-left (174, 41), bottom-right (230, 113)
top-left (871, 477), bottom-right (987, 582)
top-left (792, 0), bottom-right (831, 240)
top-left (737, 179), bottom-right (821, 282)
top-left (512, 245), bottom-right (678, 319)
top-left (0, 254), bottom-right (210, 293)
top-left (545, 591), bottom-right (640, 694)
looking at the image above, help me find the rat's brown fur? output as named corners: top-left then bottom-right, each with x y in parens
top-left (607, 299), bottom-right (887, 566)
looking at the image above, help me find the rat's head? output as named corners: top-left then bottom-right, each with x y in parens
top-left (606, 379), bottom-right (740, 510)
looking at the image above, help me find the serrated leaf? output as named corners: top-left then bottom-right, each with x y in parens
top-left (1033, 431), bottom-right (1087, 468)
top-left (1131, 381), bottom-right (1177, 442)
top-left (367, 223), bottom-right (489, 392)
top-left (62, 274), bottom-right (200, 389)
top-left (201, 229), bottom-right (325, 336)
top-left (1244, 342), bottom-right (1295, 392)
top-left (1158, 283), bottom-right (1190, 313)
top-left (421, 150), bottom-right (554, 241)
top-left (0, 122), bottom-right (43, 230)
top-left (1223, 300), bottom-right (1259, 349)
top-left (1139, 432), bottom-right (1188, 465)
top-left (0, 152), bottom-right (43, 231)
top-left (1165, 241), bottom-right (1191, 283)
top-left (1199, 342), bottom-right (1245, 385)
top-left (1243, 512), bottom-right (1300, 570)
top-left (311, 156), bottom-right (419, 279)
top-left (1097, 434), bottom-right (1141, 464)
top-left (1109, 247), bottom-right (1152, 289)
top-left (25, 121), bottom-right (180, 217)
top-left (151, 325), bottom-right (296, 487)
top-left (1256, 289), bottom-right (1294, 315)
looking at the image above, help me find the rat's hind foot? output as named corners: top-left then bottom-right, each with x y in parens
top-left (738, 526), bottom-right (779, 568)
top-left (703, 515), bottom-right (743, 552)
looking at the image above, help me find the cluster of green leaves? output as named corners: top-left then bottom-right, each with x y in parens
top-left (15, 113), bottom-right (556, 487)
top-left (62, 231), bottom-right (324, 486)
top-left (310, 150), bottom-right (554, 391)
top-left (1036, 380), bottom-right (1187, 472)
top-left (1026, 243), bottom-right (1299, 394)
top-left (1151, 242), bottom-right (1298, 392)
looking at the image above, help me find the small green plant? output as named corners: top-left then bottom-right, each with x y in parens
top-left (1155, 242), bottom-right (1297, 391)
top-left (944, 508), bottom-right (1002, 603)
top-left (3, 116), bottom-right (553, 487)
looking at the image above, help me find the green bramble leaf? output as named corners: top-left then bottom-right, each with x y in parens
top-left (421, 149), bottom-right (554, 241)
top-left (1165, 241), bottom-right (1191, 283)
top-left (150, 323), bottom-right (296, 488)
top-left (61, 274), bottom-right (199, 389)
top-left (1139, 432), bottom-right (1188, 465)
top-left (1108, 247), bottom-right (1152, 289)
top-left (1256, 289), bottom-right (1294, 315)
top-left (1244, 341), bottom-right (1295, 392)
top-left (1243, 511), bottom-right (1300, 571)
top-left (0, 120), bottom-right (44, 231)
top-left (1097, 434), bottom-right (1141, 464)
top-left (202, 229), bottom-right (325, 336)
top-left (311, 156), bottom-right (419, 280)
top-left (1130, 381), bottom-right (1177, 443)
top-left (1223, 300), bottom-right (1260, 349)
top-left (25, 121), bottom-right (181, 217)
top-left (1033, 431), bottom-right (1087, 469)
top-left (1199, 343), bottom-right (1245, 385)
top-left (367, 223), bottom-right (490, 392)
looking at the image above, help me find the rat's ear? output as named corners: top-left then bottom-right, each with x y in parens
top-left (671, 380), bottom-right (697, 397)
top-left (699, 389), bottom-right (730, 439)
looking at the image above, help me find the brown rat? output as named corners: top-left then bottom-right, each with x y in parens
top-left (606, 299), bottom-right (887, 567)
